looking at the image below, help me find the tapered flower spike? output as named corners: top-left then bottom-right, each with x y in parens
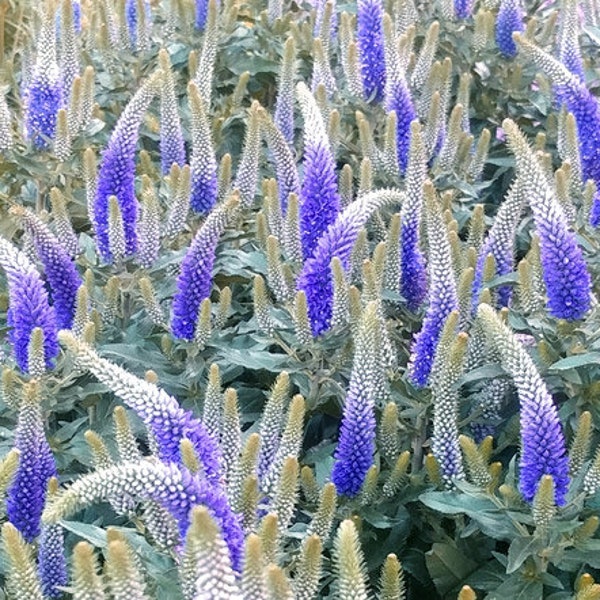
top-left (570, 411), bottom-right (593, 477)
top-left (159, 49), bottom-right (185, 175)
top-left (271, 456), bottom-right (300, 532)
top-left (574, 517), bottom-right (600, 547)
top-left (94, 71), bottom-right (161, 262)
top-left (385, 73), bottom-right (416, 174)
top-left (559, 113), bottom-right (584, 194)
top-left (53, 108), bottom-right (70, 160)
top-left (27, 328), bottom-right (47, 379)
top-left (256, 373), bottom-right (288, 481)
top-left (557, 0), bottom-right (584, 80)
top-left (105, 537), bottom-right (149, 600)
top-left (171, 194), bottom-right (239, 340)
top-left (113, 406), bottom-right (141, 462)
top-left (408, 182), bottom-right (459, 388)
top-left (410, 21), bottom-right (439, 92)
top-left (0, 449), bottom-right (19, 498)
top-left (259, 513), bottom-right (280, 565)
top-left (11, 206), bottom-right (82, 330)
top-left (383, 450), bottom-right (411, 497)
top-left (240, 535), bottom-right (267, 599)
top-left (7, 381), bottom-right (56, 542)
top-left (312, 37), bottom-right (337, 97)
top-left (296, 82), bottom-right (340, 260)
top-left (334, 520), bottom-right (369, 600)
top-left (459, 435), bottom-right (492, 487)
top-left (164, 164), bottom-right (191, 238)
top-left (265, 564), bottom-right (294, 599)
top-left (60, 0), bottom-right (79, 98)
top-left (331, 302), bottom-right (380, 496)
top-left (477, 304), bottom-right (569, 504)
top-left (188, 81), bottom-right (218, 213)
top-left (514, 34), bottom-right (600, 225)
top-left (71, 542), bottom-right (106, 600)
top-left (496, 0), bottom-right (524, 57)
top-left (472, 180), bottom-right (523, 310)
top-left (67, 75), bottom-right (82, 135)
top-left (107, 196), bottom-right (126, 264)
top-left (58, 331), bottom-right (222, 479)
top-left (307, 482), bottom-right (337, 541)
top-left (272, 37), bottom-right (296, 145)
top-left (25, 4), bottom-right (62, 149)
top-left (253, 275), bottom-right (275, 335)
top-left (0, 89), bottom-right (13, 150)
top-left (43, 459), bottom-right (244, 571)
top-left (179, 506), bottom-right (242, 600)
top-left (228, 433), bottom-right (260, 510)
top-left (379, 402), bottom-right (400, 464)
top-left (293, 534), bottom-right (323, 600)
top-left (379, 554), bottom-right (406, 600)
top-left (400, 121), bottom-right (427, 310)
top-left (2, 522), bottom-right (44, 599)
top-left (49, 188), bottom-right (78, 257)
top-left (138, 277), bottom-right (164, 326)
top-left (38, 478), bottom-right (67, 599)
top-left (468, 128), bottom-right (491, 181)
top-left (503, 119), bottom-right (591, 320)
top-left (297, 188), bottom-right (404, 336)
top-left (202, 363), bottom-right (223, 441)
top-left (0, 237), bottom-right (58, 372)
top-left (356, 0), bottom-right (386, 101)
top-left (194, 0), bottom-right (218, 101)
top-left (234, 101), bottom-right (262, 206)
top-left (532, 475), bottom-right (556, 533)
top-left (263, 394), bottom-right (305, 492)
top-left (458, 586), bottom-right (477, 600)
top-left (193, 298), bottom-right (212, 349)
top-left (220, 388), bottom-right (242, 484)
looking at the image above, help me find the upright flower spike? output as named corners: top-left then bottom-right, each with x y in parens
top-left (431, 330), bottom-right (468, 489)
top-left (472, 180), bottom-right (523, 309)
top-left (333, 520), bottom-right (369, 600)
top-left (180, 506), bottom-right (242, 600)
top-left (12, 207), bottom-right (82, 330)
top-left (385, 71), bottom-right (416, 173)
top-left (105, 536), bottom-right (149, 600)
top-left (332, 302), bottom-right (380, 497)
top-left (296, 82), bottom-right (340, 260)
top-left (7, 382), bottom-right (56, 543)
top-left (408, 182), bottom-right (459, 388)
top-left (70, 542), bottom-right (107, 600)
top-left (0, 237), bottom-right (58, 372)
top-left (356, 0), bottom-right (386, 101)
top-left (38, 479), bottom-right (67, 599)
top-left (274, 37), bottom-right (296, 146)
top-left (194, 0), bottom-right (219, 102)
top-left (297, 189), bottom-right (404, 336)
top-left (514, 34), bottom-right (600, 225)
top-left (125, 0), bottom-right (151, 49)
top-left (25, 4), bottom-right (62, 148)
top-left (188, 82), bottom-right (218, 213)
top-left (171, 194), bottom-right (239, 340)
top-left (495, 0), bottom-right (523, 57)
top-left (60, 0), bottom-right (79, 102)
top-left (557, 0), bottom-right (584, 80)
top-left (137, 176), bottom-right (161, 269)
top-left (477, 304), bottom-right (570, 505)
top-left (159, 49), bottom-right (185, 175)
top-left (234, 101), bottom-right (262, 207)
top-left (0, 89), bottom-right (13, 150)
top-left (58, 331), bottom-right (222, 480)
top-left (94, 71), bottom-right (161, 262)
top-left (400, 121), bottom-right (427, 310)
top-left (260, 108), bottom-right (300, 215)
top-left (2, 523), bottom-right (44, 599)
top-left (42, 459), bottom-right (244, 572)
top-left (503, 119), bottom-right (591, 320)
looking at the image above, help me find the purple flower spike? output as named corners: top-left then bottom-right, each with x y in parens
top-left (332, 302), bottom-right (380, 496)
top-left (172, 197), bottom-right (239, 341)
top-left (297, 82), bottom-right (340, 260)
top-left (385, 75), bottom-right (416, 173)
top-left (503, 119), bottom-right (591, 320)
top-left (297, 189), bottom-right (404, 336)
top-left (125, 0), bottom-right (151, 47)
top-left (7, 385), bottom-right (57, 542)
top-left (0, 238), bottom-right (59, 372)
top-left (472, 181), bottom-right (523, 309)
top-left (495, 0), bottom-right (524, 58)
top-left (25, 9), bottom-right (62, 149)
top-left (478, 304), bottom-right (569, 505)
top-left (94, 73), bottom-right (160, 262)
top-left (38, 521), bottom-right (68, 598)
top-left (357, 0), bottom-right (386, 101)
top-left (454, 0), bottom-right (473, 19)
top-left (18, 208), bottom-right (82, 330)
top-left (408, 183), bottom-right (458, 388)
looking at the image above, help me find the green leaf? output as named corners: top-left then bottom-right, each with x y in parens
top-left (425, 543), bottom-right (478, 595)
top-left (486, 573), bottom-right (543, 600)
top-left (548, 353), bottom-right (600, 372)
top-left (506, 536), bottom-right (542, 574)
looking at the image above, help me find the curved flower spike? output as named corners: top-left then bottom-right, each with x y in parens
top-left (357, 0), bottom-right (386, 101)
top-left (0, 237), bottom-right (58, 372)
top-left (94, 71), bottom-right (161, 262)
top-left (503, 119), bottom-right (591, 320)
top-left (297, 189), bottom-right (405, 336)
top-left (477, 304), bottom-right (569, 505)
top-left (42, 459), bottom-right (244, 572)
top-left (58, 331), bottom-right (222, 481)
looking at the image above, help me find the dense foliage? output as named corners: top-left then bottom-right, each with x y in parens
top-left (0, 0), bottom-right (600, 598)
